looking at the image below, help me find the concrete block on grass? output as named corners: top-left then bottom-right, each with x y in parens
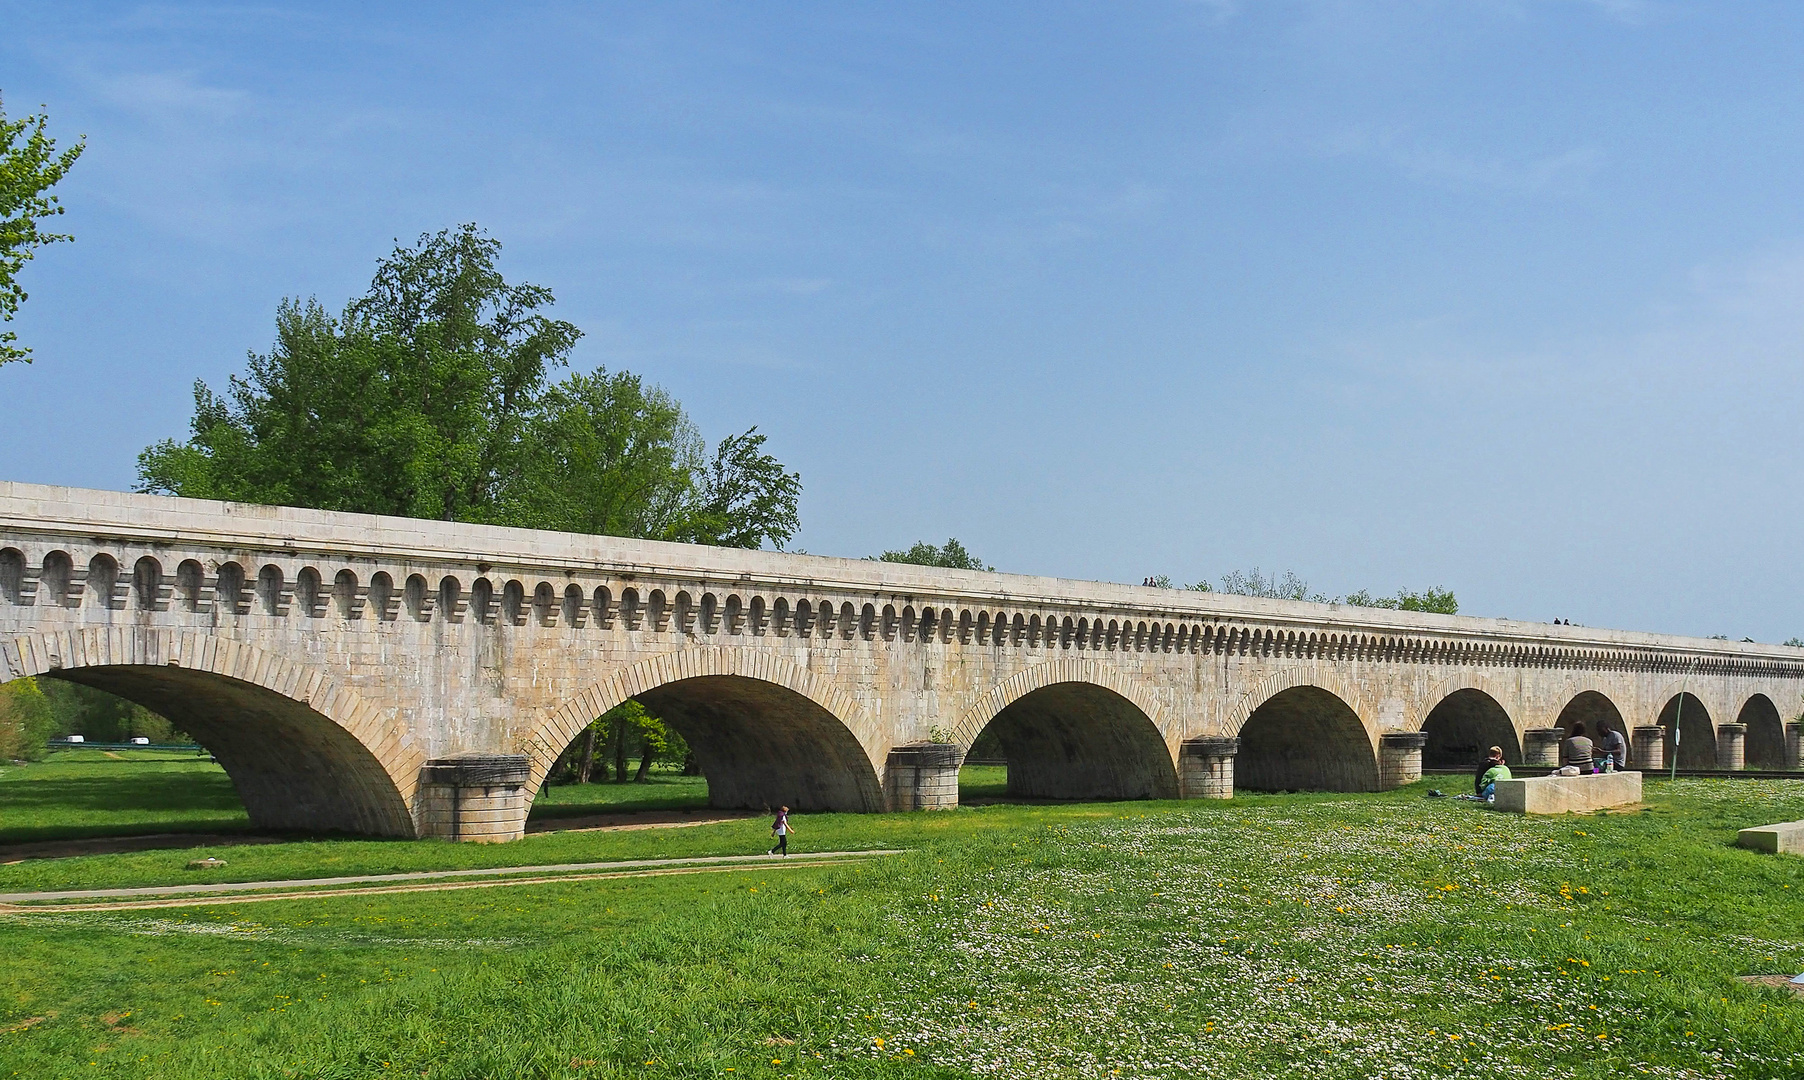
top-left (1494, 772), bottom-right (1642, 814)
top-left (1737, 821), bottom-right (1804, 855)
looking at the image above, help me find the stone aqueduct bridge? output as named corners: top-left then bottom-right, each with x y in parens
top-left (2, 482), bottom-right (1802, 841)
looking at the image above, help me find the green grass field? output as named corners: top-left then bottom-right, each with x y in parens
top-left (3, 756), bottom-right (1804, 1078)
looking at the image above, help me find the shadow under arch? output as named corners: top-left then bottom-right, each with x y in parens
top-left (1554, 690), bottom-right (1627, 748)
top-left (1658, 692), bottom-right (1715, 769)
top-left (1, 629), bottom-right (416, 837)
top-left (1421, 688), bottom-right (1520, 769)
top-left (1738, 694), bottom-right (1786, 769)
top-left (1234, 685), bottom-right (1378, 792)
top-left (529, 648), bottom-right (883, 814)
top-left (963, 681), bottom-right (1177, 801)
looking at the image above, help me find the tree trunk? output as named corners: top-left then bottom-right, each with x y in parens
top-left (682, 751), bottom-right (700, 777)
top-left (634, 748), bottom-right (653, 783)
top-left (613, 718), bottom-right (629, 782)
top-left (576, 727), bottom-right (597, 784)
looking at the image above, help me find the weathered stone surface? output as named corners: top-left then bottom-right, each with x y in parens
top-left (0, 481), bottom-right (1799, 841)
top-left (1737, 820), bottom-right (1804, 855)
top-left (1494, 772), bottom-right (1643, 815)
top-left (884, 743), bottom-right (960, 811)
top-left (1379, 731), bottom-right (1428, 790)
top-left (1523, 728), bottom-right (1564, 767)
top-left (1631, 725), bottom-right (1666, 772)
top-left (1716, 723), bottom-right (1747, 770)
top-left (1179, 737), bottom-right (1238, 799)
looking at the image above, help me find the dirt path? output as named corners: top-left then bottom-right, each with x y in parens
top-left (0, 849), bottom-right (903, 910)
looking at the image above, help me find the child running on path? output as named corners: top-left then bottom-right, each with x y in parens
top-left (768, 806), bottom-right (793, 856)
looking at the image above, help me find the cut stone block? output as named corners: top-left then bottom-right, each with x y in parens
top-left (1737, 821), bottom-right (1804, 855)
top-left (1493, 771), bottom-right (1642, 814)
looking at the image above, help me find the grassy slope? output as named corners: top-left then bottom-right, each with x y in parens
top-left (3, 766), bottom-right (1804, 1078)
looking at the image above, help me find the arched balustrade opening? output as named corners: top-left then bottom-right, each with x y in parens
top-left (962, 681), bottom-right (1176, 802)
top-left (1236, 686), bottom-right (1378, 792)
top-left (1421, 689), bottom-right (1520, 769)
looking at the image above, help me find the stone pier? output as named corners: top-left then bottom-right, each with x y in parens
top-left (1379, 731), bottom-right (1427, 790)
top-left (1179, 737), bottom-right (1238, 799)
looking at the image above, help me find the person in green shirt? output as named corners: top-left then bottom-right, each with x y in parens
top-left (1478, 746), bottom-right (1511, 802)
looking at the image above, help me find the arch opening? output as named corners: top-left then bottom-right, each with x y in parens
top-left (964, 681), bottom-right (1176, 802)
top-left (1553, 691), bottom-right (1627, 754)
top-left (1738, 694), bottom-right (1786, 770)
top-left (12, 665), bottom-right (412, 837)
top-left (568, 675), bottom-right (885, 812)
top-left (1658, 693), bottom-right (1715, 769)
top-left (1421, 688), bottom-right (1520, 769)
top-left (1236, 686), bottom-right (1378, 792)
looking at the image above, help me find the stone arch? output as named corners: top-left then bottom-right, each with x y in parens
top-left (950, 659), bottom-right (1176, 801)
top-left (1553, 689), bottom-right (1627, 748)
top-left (0, 626), bottom-right (417, 836)
top-left (525, 646), bottom-right (881, 812)
top-left (1738, 693), bottom-right (1786, 769)
top-left (1419, 682), bottom-right (1520, 768)
top-left (1656, 691), bottom-right (1715, 769)
top-left (1228, 671), bottom-right (1379, 792)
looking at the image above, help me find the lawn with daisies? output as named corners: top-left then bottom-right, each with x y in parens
top-left (2, 763), bottom-right (1803, 1079)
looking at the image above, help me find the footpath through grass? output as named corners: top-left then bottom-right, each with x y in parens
top-left (4, 771), bottom-right (1804, 1078)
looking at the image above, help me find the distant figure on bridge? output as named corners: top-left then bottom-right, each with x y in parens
top-left (1562, 723), bottom-right (1595, 773)
top-left (1477, 747), bottom-right (1511, 802)
top-left (1596, 725), bottom-right (1628, 771)
top-left (768, 806), bottom-right (793, 857)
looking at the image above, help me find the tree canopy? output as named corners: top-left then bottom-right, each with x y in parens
top-left (1161, 567), bottom-right (1458, 614)
top-left (137, 225), bottom-right (801, 550)
top-left (875, 538), bottom-right (993, 571)
top-left (0, 93), bottom-right (85, 366)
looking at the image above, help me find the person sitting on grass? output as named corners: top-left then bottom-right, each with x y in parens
top-left (1478, 746), bottom-right (1511, 802)
top-left (1562, 722), bottom-right (1595, 774)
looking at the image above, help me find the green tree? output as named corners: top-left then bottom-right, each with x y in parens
top-left (684, 428), bottom-right (802, 549)
top-left (1179, 567), bottom-right (1458, 613)
top-left (1340, 587), bottom-right (1459, 615)
top-left (1784, 637), bottom-right (1803, 648)
top-left (0, 94), bottom-right (85, 366)
top-left (875, 538), bottom-right (993, 571)
top-left (509, 368), bottom-right (701, 539)
top-left (139, 226), bottom-right (580, 520)
top-left (137, 226), bottom-right (802, 549)
top-left (0, 678), bottom-right (56, 760)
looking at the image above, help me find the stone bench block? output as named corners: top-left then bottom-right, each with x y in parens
top-left (1493, 771), bottom-right (1642, 814)
top-left (1738, 821), bottom-right (1804, 855)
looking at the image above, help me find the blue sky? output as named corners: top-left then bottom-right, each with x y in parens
top-left (2, 2), bottom-right (1801, 641)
